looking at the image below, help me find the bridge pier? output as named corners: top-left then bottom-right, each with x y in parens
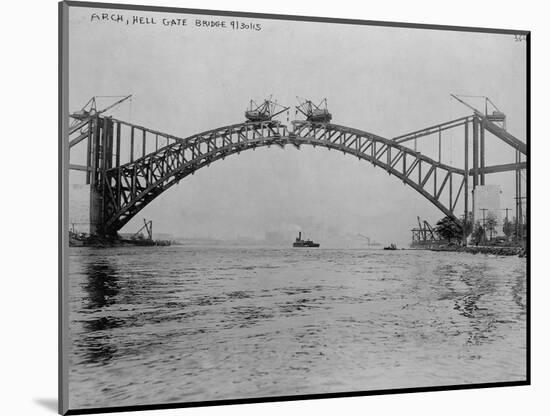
top-left (480, 119), bottom-right (486, 186)
top-left (472, 117), bottom-right (479, 187)
top-left (463, 120), bottom-right (469, 244)
top-left (515, 150), bottom-right (524, 243)
top-left (89, 186), bottom-right (104, 236)
top-left (87, 116), bottom-right (116, 237)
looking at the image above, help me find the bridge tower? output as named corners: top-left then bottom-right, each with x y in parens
top-left (88, 116), bottom-right (114, 236)
top-left (69, 96), bottom-right (131, 237)
top-left (70, 115), bottom-right (116, 236)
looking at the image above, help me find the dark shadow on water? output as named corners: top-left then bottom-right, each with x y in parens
top-left (83, 316), bottom-right (124, 332)
top-left (83, 261), bottom-right (120, 309)
top-left (34, 398), bottom-right (57, 413)
top-left (77, 261), bottom-right (121, 366)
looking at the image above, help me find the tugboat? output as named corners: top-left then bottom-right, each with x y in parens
top-left (293, 232), bottom-right (320, 248)
top-left (383, 243), bottom-right (397, 250)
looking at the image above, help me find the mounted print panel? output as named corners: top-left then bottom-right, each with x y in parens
top-left (59, 1), bottom-right (529, 414)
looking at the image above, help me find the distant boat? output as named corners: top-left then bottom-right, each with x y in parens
top-left (383, 243), bottom-right (397, 250)
top-left (293, 232), bottom-right (320, 248)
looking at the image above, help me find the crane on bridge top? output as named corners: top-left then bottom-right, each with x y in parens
top-left (244, 96), bottom-right (289, 122)
top-left (295, 97), bottom-right (332, 123)
top-left (450, 94), bottom-right (506, 129)
top-left (70, 95), bottom-right (132, 127)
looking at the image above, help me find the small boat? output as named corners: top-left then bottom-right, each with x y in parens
top-left (383, 243), bottom-right (397, 250)
top-left (293, 232), bottom-right (320, 248)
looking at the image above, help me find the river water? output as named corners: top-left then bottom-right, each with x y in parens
top-left (68, 246), bottom-right (527, 409)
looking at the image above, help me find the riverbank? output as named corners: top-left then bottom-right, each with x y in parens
top-left (427, 244), bottom-right (526, 257)
top-left (69, 233), bottom-right (171, 248)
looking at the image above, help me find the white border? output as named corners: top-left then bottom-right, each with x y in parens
top-left (3, 1), bottom-right (548, 415)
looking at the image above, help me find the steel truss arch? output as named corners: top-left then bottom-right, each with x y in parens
top-left (101, 119), bottom-right (467, 234)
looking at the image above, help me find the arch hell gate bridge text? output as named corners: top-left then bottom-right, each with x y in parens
top-left (68, 114), bottom-right (527, 239)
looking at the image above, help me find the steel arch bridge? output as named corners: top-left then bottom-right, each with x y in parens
top-left (68, 111), bottom-right (527, 238)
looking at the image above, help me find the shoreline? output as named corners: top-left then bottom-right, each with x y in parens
top-left (426, 245), bottom-right (526, 257)
top-left (68, 235), bottom-right (527, 257)
top-left (69, 235), bottom-right (172, 248)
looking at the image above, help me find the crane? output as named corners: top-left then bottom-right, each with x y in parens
top-left (131, 218), bottom-right (153, 240)
top-left (70, 94), bottom-right (132, 122)
top-left (412, 217), bottom-right (438, 242)
top-left (295, 97), bottom-right (332, 123)
top-left (244, 96), bottom-right (289, 122)
top-left (450, 94), bottom-right (506, 128)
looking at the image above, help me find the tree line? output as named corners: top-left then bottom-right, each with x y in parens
top-left (434, 212), bottom-right (526, 245)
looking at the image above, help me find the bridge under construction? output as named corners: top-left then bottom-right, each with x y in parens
top-left (67, 95), bottom-right (527, 241)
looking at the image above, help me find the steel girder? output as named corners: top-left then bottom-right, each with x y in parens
top-left (100, 119), bottom-right (467, 234)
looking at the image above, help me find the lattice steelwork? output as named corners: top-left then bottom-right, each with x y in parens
top-left (69, 116), bottom-right (473, 236)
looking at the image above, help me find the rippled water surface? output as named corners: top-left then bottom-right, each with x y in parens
top-left (68, 246), bottom-right (526, 409)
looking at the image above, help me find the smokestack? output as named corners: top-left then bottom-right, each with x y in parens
top-left (299, 231), bottom-right (301, 240)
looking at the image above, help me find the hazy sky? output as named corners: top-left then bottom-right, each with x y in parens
top-left (68, 6), bottom-right (527, 245)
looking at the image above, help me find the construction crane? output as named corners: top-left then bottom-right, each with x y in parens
top-left (450, 94), bottom-right (506, 128)
top-left (295, 97), bottom-right (332, 123)
top-left (411, 216), bottom-right (439, 245)
top-left (244, 97), bottom-right (289, 122)
top-left (70, 94), bottom-right (132, 122)
top-left (131, 218), bottom-right (153, 241)
top-left (418, 216), bottom-right (438, 240)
